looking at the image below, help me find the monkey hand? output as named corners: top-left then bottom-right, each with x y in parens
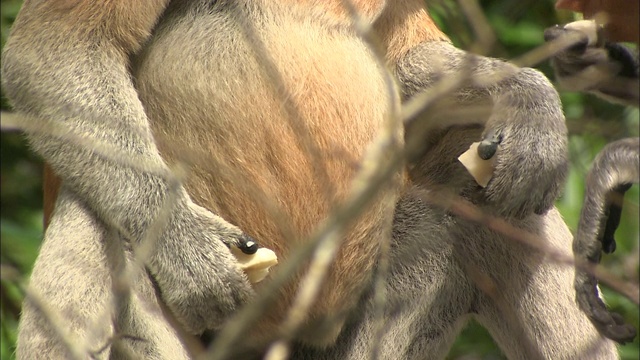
top-left (19, 130), bottom-right (257, 334)
top-left (146, 199), bottom-right (256, 334)
top-left (396, 43), bottom-right (568, 218)
top-left (477, 68), bottom-right (569, 219)
top-left (544, 21), bottom-right (639, 106)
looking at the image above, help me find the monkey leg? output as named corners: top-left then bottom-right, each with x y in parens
top-left (110, 260), bottom-right (193, 360)
top-left (292, 189), bottom-right (476, 360)
top-left (469, 209), bottom-right (619, 359)
top-left (17, 187), bottom-right (116, 359)
top-left (316, 282), bottom-right (472, 360)
top-left (16, 187), bottom-right (189, 360)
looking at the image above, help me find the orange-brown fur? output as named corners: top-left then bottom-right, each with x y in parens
top-left (12, 0), bottom-right (623, 357)
top-left (21, 0), bottom-right (168, 53)
top-left (40, 0), bottom-right (448, 346)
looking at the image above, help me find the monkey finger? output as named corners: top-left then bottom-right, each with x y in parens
top-left (237, 235), bottom-right (259, 254)
top-left (576, 275), bottom-right (638, 344)
top-left (609, 312), bottom-right (639, 343)
top-left (605, 43), bottom-right (640, 78)
top-left (601, 205), bottom-right (619, 254)
top-left (601, 183), bottom-right (632, 254)
top-left (229, 246), bottom-right (278, 284)
top-left (597, 316), bottom-right (637, 344)
top-left (477, 129), bottom-right (502, 160)
top-left (543, 25), bottom-right (590, 53)
top-left (222, 232), bottom-right (260, 254)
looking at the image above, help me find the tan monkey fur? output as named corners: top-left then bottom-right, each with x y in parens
top-left (35, 0), bottom-right (450, 348)
top-left (3, 0), bottom-right (620, 358)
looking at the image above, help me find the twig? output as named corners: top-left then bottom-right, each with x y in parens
top-left (21, 285), bottom-right (87, 360)
top-left (422, 190), bottom-right (640, 305)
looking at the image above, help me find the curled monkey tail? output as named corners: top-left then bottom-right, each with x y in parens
top-left (574, 137), bottom-right (639, 344)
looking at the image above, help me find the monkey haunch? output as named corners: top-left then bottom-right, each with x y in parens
top-left (2, 0), bottom-right (618, 359)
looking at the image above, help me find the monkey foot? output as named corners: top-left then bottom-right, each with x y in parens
top-left (591, 310), bottom-right (637, 345)
top-left (577, 276), bottom-right (637, 344)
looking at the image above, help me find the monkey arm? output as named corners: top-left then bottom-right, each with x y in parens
top-left (574, 137), bottom-right (639, 344)
top-left (1, 1), bottom-right (254, 334)
top-left (398, 41), bottom-right (568, 219)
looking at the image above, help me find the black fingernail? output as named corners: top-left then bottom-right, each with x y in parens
top-left (238, 236), bottom-right (258, 254)
top-left (477, 131), bottom-right (502, 160)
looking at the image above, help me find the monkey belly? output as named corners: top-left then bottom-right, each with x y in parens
top-left (133, 2), bottom-right (401, 345)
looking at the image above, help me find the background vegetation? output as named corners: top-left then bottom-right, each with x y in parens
top-left (0, 0), bottom-right (637, 359)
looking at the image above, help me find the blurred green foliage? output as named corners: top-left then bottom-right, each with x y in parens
top-left (0, 0), bottom-right (637, 359)
top-left (2, 1), bottom-right (44, 359)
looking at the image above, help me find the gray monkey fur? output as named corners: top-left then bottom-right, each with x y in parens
top-left (545, 22), bottom-right (639, 344)
top-left (3, 0), bottom-right (255, 354)
top-left (2, 0), bottom-right (619, 358)
top-left (292, 41), bottom-right (617, 360)
top-left (545, 24), bottom-right (639, 107)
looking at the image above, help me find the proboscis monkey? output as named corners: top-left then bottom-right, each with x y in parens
top-left (2, 0), bottom-right (618, 358)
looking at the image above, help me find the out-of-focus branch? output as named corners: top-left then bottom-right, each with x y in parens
top-left (421, 189), bottom-right (640, 305)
